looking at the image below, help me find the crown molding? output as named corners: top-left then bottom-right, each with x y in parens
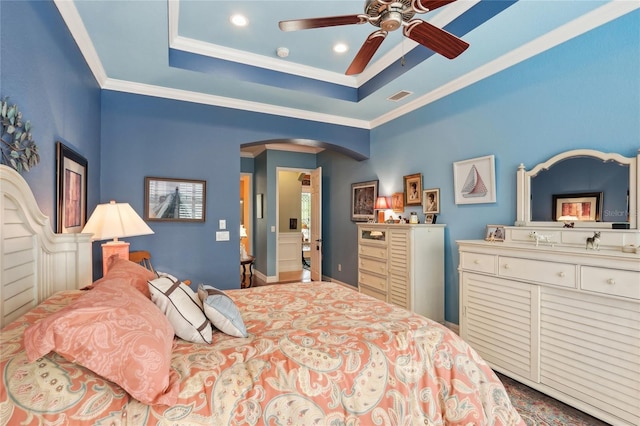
top-left (102, 79), bottom-right (371, 129)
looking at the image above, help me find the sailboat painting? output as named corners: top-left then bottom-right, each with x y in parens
top-left (453, 155), bottom-right (497, 205)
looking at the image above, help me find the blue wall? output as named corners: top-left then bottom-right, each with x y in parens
top-left (369, 10), bottom-right (639, 322)
top-left (0, 0), bottom-right (101, 225)
top-left (100, 91), bottom-right (367, 287)
top-left (2, 2), bottom-right (638, 326)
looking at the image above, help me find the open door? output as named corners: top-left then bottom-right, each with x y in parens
top-left (310, 167), bottom-right (322, 281)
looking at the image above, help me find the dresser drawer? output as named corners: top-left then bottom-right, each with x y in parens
top-left (359, 256), bottom-right (387, 276)
top-left (359, 243), bottom-right (387, 260)
top-left (359, 284), bottom-right (387, 302)
top-left (499, 257), bottom-right (576, 288)
top-left (581, 267), bottom-right (640, 300)
top-left (460, 252), bottom-right (496, 274)
top-left (359, 270), bottom-right (387, 292)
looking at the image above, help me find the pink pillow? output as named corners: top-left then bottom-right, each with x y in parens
top-left (90, 255), bottom-right (155, 298)
top-left (23, 278), bottom-right (179, 406)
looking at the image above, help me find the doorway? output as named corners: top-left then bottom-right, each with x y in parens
top-left (275, 167), bottom-right (321, 281)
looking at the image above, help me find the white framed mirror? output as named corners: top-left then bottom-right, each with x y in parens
top-left (516, 149), bottom-right (639, 229)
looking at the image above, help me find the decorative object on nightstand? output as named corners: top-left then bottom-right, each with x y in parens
top-left (82, 200), bottom-right (154, 275)
top-left (374, 196), bottom-right (389, 223)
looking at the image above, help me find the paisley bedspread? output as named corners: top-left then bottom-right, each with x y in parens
top-left (1, 282), bottom-right (524, 425)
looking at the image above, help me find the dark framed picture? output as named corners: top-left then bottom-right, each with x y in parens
top-left (391, 192), bottom-right (404, 212)
top-left (144, 176), bottom-right (206, 222)
top-left (403, 173), bottom-right (423, 206)
top-left (256, 193), bottom-right (264, 219)
top-left (351, 180), bottom-right (378, 222)
top-left (422, 188), bottom-right (440, 214)
top-left (485, 225), bottom-right (505, 242)
top-left (552, 192), bottom-right (602, 222)
top-left (56, 141), bottom-right (88, 233)
top-left (425, 213), bottom-right (437, 224)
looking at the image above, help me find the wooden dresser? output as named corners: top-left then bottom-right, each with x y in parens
top-left (357, 223), bottom-right (445, 323)
top-left (458, 230), bottom-right (640, 426)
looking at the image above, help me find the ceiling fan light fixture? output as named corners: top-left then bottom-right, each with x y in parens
top-left (230, 14), bottom-right (248, 27)
top-left (333, 43), bottom-right (348, 54)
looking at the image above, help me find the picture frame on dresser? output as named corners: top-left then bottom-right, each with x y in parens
top-left (351, 180), bottom-right (378, 222)
top-left (56, 141), bottom-right (88, 234)
top-left (484, 224), bottom-right (505, 241)
top-left (144, 176), bottom-right (206, 222)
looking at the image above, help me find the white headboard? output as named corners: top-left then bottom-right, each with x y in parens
top-left (0, 165), bottom-right (92, 328)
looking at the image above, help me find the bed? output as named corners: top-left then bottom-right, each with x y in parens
top-left (0, 165), bottom-right (524, 425)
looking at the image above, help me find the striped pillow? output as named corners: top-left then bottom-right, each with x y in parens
top-left (148, 275), bottom-right (212, 344)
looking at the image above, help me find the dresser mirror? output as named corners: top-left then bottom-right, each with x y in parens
top-left (516, 149), bottom-right (639, 229)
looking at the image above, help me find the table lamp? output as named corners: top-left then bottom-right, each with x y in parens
top-left (374, 196), bottom-right (389, 223)
top-left (82, 200), bottom-right (154, 274)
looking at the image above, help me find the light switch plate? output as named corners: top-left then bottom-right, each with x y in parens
top-left (215, 231), bottom-right (230, 241)
top-left (219, 219), bottom-right (226, 229)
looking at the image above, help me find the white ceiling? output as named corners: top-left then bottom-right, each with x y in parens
top-left (56, 1), bottom-right (637, 130)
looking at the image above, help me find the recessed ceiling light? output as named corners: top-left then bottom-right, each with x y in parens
top-left (230, 14), bottom-right (248, 27)
top-left (333, 43), bottom-right (348, 54)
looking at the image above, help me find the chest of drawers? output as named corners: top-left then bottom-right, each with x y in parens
top-left (458, 240), bottom-right (640, 426)
top-left (357, 224), bottom-right (445, 322)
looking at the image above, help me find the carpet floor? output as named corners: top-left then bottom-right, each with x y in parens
top-left (498, 373), bottom-right (611, 425)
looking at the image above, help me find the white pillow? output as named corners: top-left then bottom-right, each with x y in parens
top-left (148, 275), bottom-right (212, 344)
top-left (197, 284), bottom-right (248, 338)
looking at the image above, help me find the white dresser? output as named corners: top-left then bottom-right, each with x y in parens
top-left (357, 223), bottom-right (445, 323)
top-left (458, 237), bottom-right (640, 426)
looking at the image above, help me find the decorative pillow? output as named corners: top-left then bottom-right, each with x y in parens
top-left (23, 278), bottom-right (179, 406)
top-left (148, 275), bottom-right (213, 344)
top-left (197, 284), bottom-right (248, 338)
top-left (89, 255), bottom-right (155, 298)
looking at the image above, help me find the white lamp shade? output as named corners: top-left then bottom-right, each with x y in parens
top-left (82, 200), bottom-right (154, 242)
top-left (240, 225), bottom-right (248, 238)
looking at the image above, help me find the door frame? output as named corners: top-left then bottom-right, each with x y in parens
top-left (275, 167), bottom-right (319, 279)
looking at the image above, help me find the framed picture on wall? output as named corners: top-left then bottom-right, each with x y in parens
top-left (351, 180), bottom-right (378, 222)
top-left (453, 155), bottom-right (496, 205)
top-left (144, 176), bottom-right (206, 222)
top-left (56, 141), bottom-right (88, 234)
top-left (391, 192), bottom-right (404, 212)
top-left (403, 173), bottom-right (423, 206)
top-left (422, 188), bottom-right (440, 214)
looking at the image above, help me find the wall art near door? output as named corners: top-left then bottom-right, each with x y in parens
top-left (56, 141), bottom-right (87, 233)
top-left (453, 155), bottom-right (496, 205)
top-left (144, 177), bottom-right (206, 222)
top-left (351, 180), bottom-right (378, 222)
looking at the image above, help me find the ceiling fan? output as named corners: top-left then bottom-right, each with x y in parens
top-left (278, 0), bottom-right (469, 75)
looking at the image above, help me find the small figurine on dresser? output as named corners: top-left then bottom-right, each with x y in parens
top-left (529, 231), bottom-right (554, 247)
top-left (586, 232), bottom-right (601, 250)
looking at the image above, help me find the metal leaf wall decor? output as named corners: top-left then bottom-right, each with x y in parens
top-left (0, 97), bottom-right (40, 173)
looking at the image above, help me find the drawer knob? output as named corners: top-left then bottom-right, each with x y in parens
top-left (503, 264), bottom-right (511, 270)
top-left (607, 278), bottom-right (615, 285)
top-left (474, 260), bottom-right (481, 264)
top-left (558, 272), bottom-right (565, 278)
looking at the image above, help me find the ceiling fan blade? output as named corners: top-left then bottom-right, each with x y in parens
top-left (411, 0), bottom-right (457, 14)
top-left (279, 14), bottom-right (365, 31)
top-left (345, 30), bottom-right (388, 76)
top-left (403, 20), bottom-right (469, 59)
